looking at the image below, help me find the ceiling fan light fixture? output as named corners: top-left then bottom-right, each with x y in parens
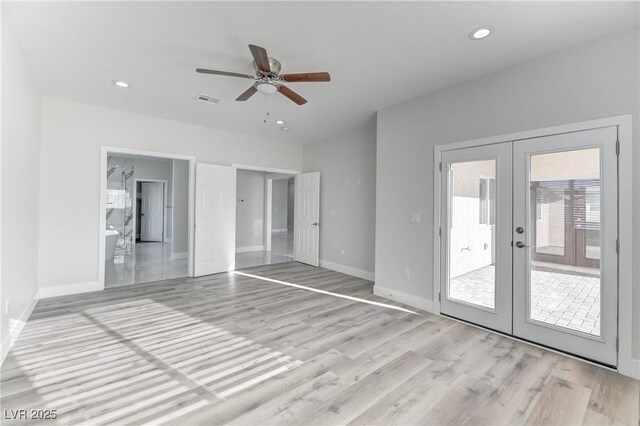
top-left (111, 80), bottom-right (130, 88)
top-left (469, 26), bottom-right (492, 40)
top-left (255, 82), bottom-right (278, 95)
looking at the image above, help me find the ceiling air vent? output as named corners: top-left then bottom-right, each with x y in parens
top-left (195, 93), bottom-right (220, 105)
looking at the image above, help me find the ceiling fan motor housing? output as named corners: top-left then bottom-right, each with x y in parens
top-left (253, 57), bottom-right (282, 76)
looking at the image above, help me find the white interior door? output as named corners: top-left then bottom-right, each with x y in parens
top-left (440, 143), bottom-right (513, 334)
top-left (513, 127), bottom-right (618, 366)
top-left (294, 172), bottom-right (320, 266)
top-left (140, 182), bottom-right (164, 242)
top-left (194, 163), bottom-right (236, 277)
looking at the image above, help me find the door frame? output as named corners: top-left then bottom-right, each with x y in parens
top-left (433, 114), bottom-right (636, 379)
top-left (232, 164), bottom-right (301, 256)
top-left (99, 146), bottom-right (196, 290)
top-left (132, 178), bottom-right (168, 244)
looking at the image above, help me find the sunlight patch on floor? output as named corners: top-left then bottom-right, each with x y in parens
top-left (232, 270), bottom-right (421, 315)
top-left (8, 299), bottom-right (302, 425)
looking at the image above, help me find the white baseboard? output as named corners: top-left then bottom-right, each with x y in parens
top-left (319, 260), bottom-right (375, 281)
top-left (236, 245), bottom-right (265, 253)
top-left (373, 284), bottom-right (434, 313)
top-left (171, 251), bottom-right (187, 260)
top-left (1, 292), bottom-right (39, 365)
top-left (272, 228), bottom-right (288, 233)
top-left (618, 356), bottom-right (640, 380)
top-left (38, 281), bottom-right (101, 299)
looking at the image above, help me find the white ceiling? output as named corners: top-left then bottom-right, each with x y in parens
top-left (4, 1), bottom-right (638, 144)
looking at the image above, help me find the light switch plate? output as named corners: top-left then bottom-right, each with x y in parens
top-left (410, 212), bottom-right (421, 224)
top-left (403, 268), bottom-right (411, 280)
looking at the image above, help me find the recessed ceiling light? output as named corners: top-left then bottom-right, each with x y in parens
top-left (275, 120), bottom-right (285, 125)
top-left (111, 80), bottom-right (130, 88)
top-left (281, 126), bottom-right (290, 131)
top-left (469, 26), bottom-right (492, 40)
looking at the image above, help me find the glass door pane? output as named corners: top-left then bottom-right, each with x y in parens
top-left (529, 148), bottom-right (601, 336)
top-left (448, 160), bottom-right (497, 310)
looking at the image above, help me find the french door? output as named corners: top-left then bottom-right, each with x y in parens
top-left (440, 143), bottom-right (513, 333)
top-left (440, 126), bottom-right (618, 366)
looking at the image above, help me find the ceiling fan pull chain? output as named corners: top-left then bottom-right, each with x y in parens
top-left (263, 96), bottom-right (270, 124)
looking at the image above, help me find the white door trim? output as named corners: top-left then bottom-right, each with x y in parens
top-left (132, 178), bottom-right (168, 244)
top-left (232, 163), bottom-right (301, 175)
top-left (233, 164), bottom-right (300, 255)
top-left (433, 114), bottom-right (636, 379)
top-left (99, 146), bottom-right (196, 291)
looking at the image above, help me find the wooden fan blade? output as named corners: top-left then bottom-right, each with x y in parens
top-left (196, 68), bottom-right (255, 79)
top-left (281, 72), bottom-right (331, 83)
top-left (249, 44), bottom-right (271, 73)
top-left (236, 85), bottom-right (258, 101)
top-left (278, 85), bottom-right (307, 105)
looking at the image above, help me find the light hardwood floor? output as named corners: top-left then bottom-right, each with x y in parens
top-left (1, 262), bottom-right (638, 425)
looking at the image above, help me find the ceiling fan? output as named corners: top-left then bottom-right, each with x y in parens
top-left (196, 44), bottom-right (330, 106)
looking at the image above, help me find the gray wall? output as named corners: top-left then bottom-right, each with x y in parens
top-left (171, 160), bottom-right (189, 254)
top-left (303, 124), bottom-right (377, 274)
top-left (37, 97), bottom-right (302, 292)
top-left (272, 179), bottom-right (288, 232)
top-left (375, 29), bottom-right (639, 356)
top-left (1, 22), bottom-right (42, 359)
top-left (236, 170), bottom-right (266, 250)
top-left (287, 178), bottom-right (295, 231)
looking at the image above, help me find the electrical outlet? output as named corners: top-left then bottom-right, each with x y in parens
top-left (330, 209), bottom-right (337, 217)
top-left (5, 299), bottom-right (9, 315)
top-left (410, 212), bottom-right (421, 224)
top-left (403, 268), bottom-right (411, 280)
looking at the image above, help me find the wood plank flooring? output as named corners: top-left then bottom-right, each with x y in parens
top-left (1, 262), bottom-right (638, 425)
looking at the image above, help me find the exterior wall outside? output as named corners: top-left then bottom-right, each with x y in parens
top-left (449, 160), bottom-right (496, 278)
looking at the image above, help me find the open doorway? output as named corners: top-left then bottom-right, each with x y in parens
top-left (235, 170), bottom-right (295, 269)
top-left (268, 175), bottom-right (295, 260)
top-left (103, 153), bottom-right (190, 287)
